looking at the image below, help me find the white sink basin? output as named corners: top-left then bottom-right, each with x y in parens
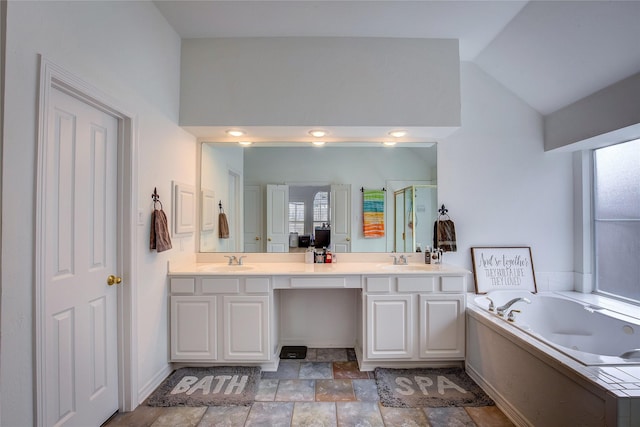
top-left (199, 264), bottom-right (255, 273)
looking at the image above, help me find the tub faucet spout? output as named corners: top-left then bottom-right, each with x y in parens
top-left (497, 297), bottom-right (531, 317)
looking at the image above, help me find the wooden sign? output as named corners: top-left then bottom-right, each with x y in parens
top-left (470, 247), bottom-right (536, 294)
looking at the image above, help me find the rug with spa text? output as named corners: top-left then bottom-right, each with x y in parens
top-left (375, 367), bottom-right (494, 408)
top-left (146, 366), bottom-right (261, 407)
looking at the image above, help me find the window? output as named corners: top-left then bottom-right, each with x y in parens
top-left (289, 202), bottom-right (305, 234)
top-left (313, 191), bottom-right (329, 230)
top-left (593, 138), bottom-right (640, 302)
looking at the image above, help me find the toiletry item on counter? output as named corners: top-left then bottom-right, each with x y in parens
top-left (325, 250), bottom-right (332, 263)
top-left (305, 248), bottom-right (314, 264)
top-left (315, 248), bottom-right (325, 264)
top-left (425, 246), bottom-right (431, 264)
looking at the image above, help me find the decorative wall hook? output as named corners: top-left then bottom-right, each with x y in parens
top-left (152, 187), bottom-right (163, 209)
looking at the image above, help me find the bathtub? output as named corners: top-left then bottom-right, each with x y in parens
top-left (466, 291), bottom-right (640, 426)
top-left (472, 291), bottom-right (640, 366)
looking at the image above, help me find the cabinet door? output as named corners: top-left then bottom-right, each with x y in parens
top-left (418, 294), bottom-right (465, 359)
top-left (223, 295), bottom-right (270, 361)
top-left (366, 294), bottom-right (413, 359)
top-left (171, 296), bottom-right (217, 361)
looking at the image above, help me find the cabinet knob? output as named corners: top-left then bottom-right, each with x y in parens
top-left (255, 237), bottom-right (260, 241)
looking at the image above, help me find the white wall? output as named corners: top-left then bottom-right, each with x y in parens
top-left (200, 144), bottom-right (244, 252)
top-left (440, 63), bottom-right (574, 292)
top-left (544, 72), bottom-right (640, 151)
top-left (180, 37), bottom-right (460, 128)
top-left (1, 1), bottom-right (196, 424)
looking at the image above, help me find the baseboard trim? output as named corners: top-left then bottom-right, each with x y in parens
top-left (137, 364), bottom-right (173, 406)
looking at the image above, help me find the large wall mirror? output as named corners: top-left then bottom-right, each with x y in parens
top-left (199, 143), bottom-right (437, 253)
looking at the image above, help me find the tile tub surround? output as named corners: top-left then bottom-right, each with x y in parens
top-left (466, 294), bottom-right (640, 427)
top-left (105, 349), bottom-right (514, 427)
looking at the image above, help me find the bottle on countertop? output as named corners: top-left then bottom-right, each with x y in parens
top-left (305, 248), bottom-right (314, 264)
top-left (425, 246), bottom-right (432, 264)
top-left (325, 250), bottom-right (332, 263)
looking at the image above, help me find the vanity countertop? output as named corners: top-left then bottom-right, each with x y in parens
top-left (168, 261), bottom-right (470, 276)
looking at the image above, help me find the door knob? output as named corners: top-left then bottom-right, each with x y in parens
top-left (268, 237), bottom-right (272, 241)
top-left (346, 237), bottom-right (351, 241)
top-left (107, 275), bottom-right (122, 286)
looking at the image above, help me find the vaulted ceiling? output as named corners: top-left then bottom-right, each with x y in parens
top-left (154, 0), bottom-right (640, 116)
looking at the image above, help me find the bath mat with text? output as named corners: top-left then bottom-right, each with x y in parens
top-left (375, 367), bottom-right (494, 408)
top-left (146, 366), bottom-right (261, 407)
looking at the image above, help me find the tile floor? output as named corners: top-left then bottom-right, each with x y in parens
top-left (105, 348), bottom-right (514, 427)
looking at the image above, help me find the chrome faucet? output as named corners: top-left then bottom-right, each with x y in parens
top-left (224, 255), bottom-right (246, 265)
top-left (390, 255), bottom-right (409, 265)
top-left (496, 297), bottom-right (531, 317)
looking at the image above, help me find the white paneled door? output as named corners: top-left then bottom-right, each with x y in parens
top-left (266, 184), bottom-right (289, 252)
top-left (44, 87), bottom-right (119, 426)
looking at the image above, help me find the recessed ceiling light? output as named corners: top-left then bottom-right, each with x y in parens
top-left (238, 141), bottom-right (252, 146)
top-left (383, 141), bottom-right (397, 146)
top-left (309, 129), bottom-right (327, 138)
top-left (226, 130), bottom-right (245, 137)
top-left (311, 141), bottom-right (326, 146)
top-left (388, 130), bottom-right (407, 138)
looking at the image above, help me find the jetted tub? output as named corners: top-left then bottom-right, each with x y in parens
top-left (472, 291), bottom-right (640, 366)
top-left (466, 290), bottom-right (640, 426)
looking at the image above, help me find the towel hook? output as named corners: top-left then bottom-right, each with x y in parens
top-left (152, 187), bottom-right (163, 209)
top-left (438, 204), bottom-right (450, 220)
top-left (219, 200), bottom-right (225, 213)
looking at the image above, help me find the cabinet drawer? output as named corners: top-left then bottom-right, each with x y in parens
top-left (245, 278), bottom-right (270, 293)
top-left (440, 276), bottom-right (465, 292)
top-left (366, 277), bottom-right (391, 293)
top-left (170, 278), bottom-right (195, 294)
top-left (290, 277), bottom-right (345, 288)
top-left (202, 278), bottom-right (240, 294)
top-left (398, 277), bottom-right (435, 293)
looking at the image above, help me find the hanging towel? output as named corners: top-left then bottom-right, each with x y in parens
top-left (218, 211), bottom-right (230, 239)
top-left (433, 219), bottom-right (457, 252)
top-left (363, 189), bottom-right (385, 238)
top-left (150, 208), bottom-right (172, 253)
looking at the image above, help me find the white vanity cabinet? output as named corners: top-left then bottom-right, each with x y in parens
top-left (361, 274), bottom-right (466, 369)
top-left (169, 276), bottom-right (272, 365)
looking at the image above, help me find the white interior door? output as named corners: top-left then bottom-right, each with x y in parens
top-left (43, 87), bottom-right (119, 426)
top-left (266, 184), bottom-right (289, 252)
top-left (243, 185), bottom-right (263, 252)
top-left (331, 184), bottom-right (351, 252)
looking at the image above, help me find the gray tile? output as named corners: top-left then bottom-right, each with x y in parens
top-left (336, 401), bottom-right (384, 427)
top-left (275, 379), bottom-right (316, 401)
top-left (197, 406), bottom-right (250, 427)
top-left (352, 379), bottom-right (380, 402)
top-left (424, 407), bottom-right (476, 427)
top-left (150, 407), bottom-right (207, 427)
top-left (104, 406), bottom-right (165, 426)
top-left (255, 379), bottom-right (279, 401)
top-left (316, 348), bottom-right (348, 362)
top-left (245, 402), bottom-right (294, 427)
top-left (262, 360), bottom-right (301, 379)
top-left (465, 406), bottom-right (514, 427)
top-left (304, 348), bottom-right (318, 361)
top-left (291, 402), bottom-right (337, 427)
top-left (380, 406), bottom-right (430, 426)
top-left (299, 362), bottom-right (333, 379)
